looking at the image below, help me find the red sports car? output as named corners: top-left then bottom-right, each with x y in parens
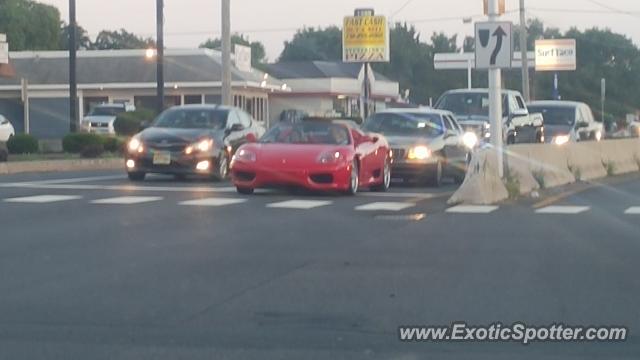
top-left (230, 118), bottom-right (392, 195)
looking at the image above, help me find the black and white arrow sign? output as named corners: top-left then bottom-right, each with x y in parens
top-left (475, 21), bottom-right (513, 69)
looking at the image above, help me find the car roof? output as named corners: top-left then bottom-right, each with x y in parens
top-left (375, 107), bottom-right (452, 117)
top-left (168, 104), bottom-right (235, 111)
top-left (442, 88), bottom-right (522, 96)
top-left (528, 100), bottom-right (585, 108)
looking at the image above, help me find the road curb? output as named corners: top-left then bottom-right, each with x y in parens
top-left (0, 158), bottom-right (123, 175)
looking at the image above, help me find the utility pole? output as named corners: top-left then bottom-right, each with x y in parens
top-left (68, 0), bottom-right (78, 132)
top-left (519, 0), bottom-right (530, 102)
top-left (221, 0), bottom-right (232, 106)
top-left (488, 0), bottom-right (504, 178)
top-left (156, 0), bottom-right (165, 113)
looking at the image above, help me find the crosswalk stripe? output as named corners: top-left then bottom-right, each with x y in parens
top-left (535, 206), bottom-right (590, 214)
top-left (624, 207), bottom-right (640, 215)
top-left (446, 205), bottom-right (499, 214)
top-left (355, 202), bottom-right (415, 211)
top-left (3, 195), bottom-right (82, 203)
top-left (91, 196), bottom-right (163, 205)
top-left (266, 200), bottom-right (332, 209)
top-left (179, 198), bottom-right (248, 207)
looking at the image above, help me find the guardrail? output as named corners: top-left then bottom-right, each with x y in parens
top-left (449, 139), bottom-right (640, 205)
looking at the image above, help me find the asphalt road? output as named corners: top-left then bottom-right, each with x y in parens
top-left (0, 170), bottom-right (639, 359)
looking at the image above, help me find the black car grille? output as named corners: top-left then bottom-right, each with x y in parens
top-left (91, 122), bottom-right (109, 128)
top-left (148, 143), bottom-right (188, 152)
top-left (310, 173), bottom-right (334, 184)
top-left (392, 148), bottom-right (406, 159)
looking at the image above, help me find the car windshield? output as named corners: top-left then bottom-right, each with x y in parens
top-left (153, 108), bottom-right (228, 130)
top-left (528, 106), bottom-right (576, 126)
top-left (437, 93), bottom-right (511, 118)
top-left (260, 122), bottom-right (351, 145)
top-left (88, 106), bottom-right (125, 116)
top-left (363, 113), bottom-right (444, 137)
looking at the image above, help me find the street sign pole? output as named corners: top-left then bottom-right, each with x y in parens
top-left (488, 0), bottom-right (504, 178)
top-left (601, 78), bottom-right (606, 124)
top-left (519, 0), bottom-right (530, 102)
top-left (69, 0), bottom-right (78, 133)
top-left (221, 0), bottom-right (232, 106)
top-left (156, 0), bottom-right (165, 113)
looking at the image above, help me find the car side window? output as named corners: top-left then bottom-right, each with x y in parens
top-left (447, 115), bottom-right (463, 133)
top-left (238, 110), bottom-right (252, 128)
top-left (575, 107), bottom-right (585, 125)
top-left (443, 116), bottom-right (455, 131)
top-left (515, 96), bottom-right (527, 110)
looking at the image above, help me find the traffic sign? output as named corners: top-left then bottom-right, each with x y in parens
top-left (474, 21), bottom-right (512, 69)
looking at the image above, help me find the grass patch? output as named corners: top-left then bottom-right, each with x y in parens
top-left (503, 170), bottom-right (521, 200)
top-left (568, 165), bottom-right (582, 181)
top-left (8, 152), bottom-right (121, 162)
top-left (604, 161), bottom-right (616, 176)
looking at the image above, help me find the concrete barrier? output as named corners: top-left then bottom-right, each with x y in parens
top-left (448, 149), bottom-right (508, 205)
top-left (0, 158), bottom-right (123, 175)
top-left (565, 142), bottom-right (607, 181)
top-left (504, 149), bottom-right (540, 194)
top-left (598, 139), bottom-right (640, 175)
top-left (509, 144), bottom-right (575, 189)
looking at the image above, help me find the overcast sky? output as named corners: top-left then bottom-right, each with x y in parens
top-left (41, 0), bottom-right (640, 60)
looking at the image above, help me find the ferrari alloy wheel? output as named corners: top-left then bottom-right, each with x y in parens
top-left (371, 161), bottom-right (391, 192)
top-left (346, 161), bottom-right (359, 195)
top-left (214, 155), bottom-right (229, 181)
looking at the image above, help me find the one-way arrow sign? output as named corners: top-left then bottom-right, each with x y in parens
top-left (475, 21), bottom-right (512, 69)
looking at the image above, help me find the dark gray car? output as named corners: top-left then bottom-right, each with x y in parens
top-left (363, 109), bottom-right (471, 187)
top-left (125, 105), bottom-right (265, 181)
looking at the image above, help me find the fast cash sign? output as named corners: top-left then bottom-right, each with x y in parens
top-left (343, 14), bottom-right (390, 63)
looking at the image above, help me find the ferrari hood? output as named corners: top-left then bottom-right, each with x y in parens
top-left (244, 143), bottom-right (351, 168)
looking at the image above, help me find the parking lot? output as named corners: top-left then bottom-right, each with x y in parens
top-left (1, 170), bottom-right (639, 359)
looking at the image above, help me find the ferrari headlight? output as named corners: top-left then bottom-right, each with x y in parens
top-left (407, 146), bottom-right (431, 160)
top-left (553, 135), bottom-right (570, 146)
top-left (462, 132), bottom-right (479, 149)
top-left (232, 148), bottom-right (256, 162)
top-left (128, 137), bottom-right (144, 153)
top-left (185, 139), bottom-right (214, 154)
top-left (317, 151), bottom-right (345, 164)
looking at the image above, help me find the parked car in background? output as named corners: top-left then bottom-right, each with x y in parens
top-left (125, 105), bottom-right (265, 181)
top-left (527, 101), bottom-right (604, 145)
top-left (231, 117), bottom-right (391, 195)
top-left (0, 115), bottom-right (15, 142)
top-left (630, 121), bottom-right (640, 138)
top-left (81, 103), bottom-right (135, 135)
top-left (362, 108), bottom-right (473, 186)
top-left (435, 88), bottom-right (545, 145)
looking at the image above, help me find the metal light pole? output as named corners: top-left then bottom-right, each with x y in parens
top-left (156, 0), bottom-right (165, 113)
top-left (488, 0), bottom-right (504, 178)
top-left (221, 0), bottom-right (232, 106)
top-left (68, 0), bottom-right (78, 132)
top-left (519, 0), bottom-right (530, 102)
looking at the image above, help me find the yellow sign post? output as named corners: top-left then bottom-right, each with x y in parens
top-left (483, 0), bottom-right (505, 15)
top-left (342, 15), bottom-right (389, 63)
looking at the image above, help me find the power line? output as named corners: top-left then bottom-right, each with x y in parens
top-left (391, 0), bottom-right (414, 18)
top-left (584, 0), bottom-right (640, 18)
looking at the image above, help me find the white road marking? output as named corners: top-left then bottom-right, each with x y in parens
top-left (355, 202), bottom-right (415, 211)
top-left (624, 207), bottom-right (640, 215)
top-left (446, 205), bottom-right (499, 214)
top-left (0, 183), bottom-right (236, 193)
top-left (91, 196), bottom-right (164, 205)
top-left (3, 195), bottom-right (82, 203)
top-left (266, 200), bottom-right (332, 209)
top-left (359, 192), bottom-right (444, 199)
top-left (23, 175), bottom-right (125, 185)
top-left (535, 206), bottom-right (590, 214)
top-left (179, 198), bottom-right (247, 207)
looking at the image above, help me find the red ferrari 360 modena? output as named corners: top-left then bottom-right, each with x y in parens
top-left (230, 118), bottom-right (392, 195)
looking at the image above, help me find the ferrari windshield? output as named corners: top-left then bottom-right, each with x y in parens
top-left (260, 122), bottom-right (351, 145)
top-left (528, 106), bottom-right (576, 126)
top-left (153, 108), bottom-right (228, 130)
top-left (363, 112), bottom-right (444, 137)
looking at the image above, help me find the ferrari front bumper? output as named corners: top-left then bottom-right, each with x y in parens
top-left (231, 161), bottom-right (352, 191)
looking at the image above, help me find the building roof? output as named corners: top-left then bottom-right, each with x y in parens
top-left (0, 49), bottom-right (283, 90)
top-left (264, 61), bottom-right (390, 81)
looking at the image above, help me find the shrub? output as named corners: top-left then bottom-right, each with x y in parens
top-left (63, 133), bottom-right (105, 154)
top-left (7, 134), bottom-right (39, 154)
top-left (532, 169), bottom-right (546, 189)
top-left (80, 143), bottom-right (105, 158)
top-left (102, 136), bottom-right (126, 154)
top-left (503, 170), bottom-right (521, 200)
top-left (114, 108), bottom-right (156, 136)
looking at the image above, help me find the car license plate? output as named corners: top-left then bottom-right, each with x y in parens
top-left (153, 151), bottom-right (171, 165)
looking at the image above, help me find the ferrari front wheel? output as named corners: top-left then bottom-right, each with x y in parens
top-left (345, 161), bottom-right (359, 196)
top-left (371, 160), bottom-right (391, 192)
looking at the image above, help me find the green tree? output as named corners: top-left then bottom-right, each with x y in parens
top-left (199, 34), bottom-right (266, 66)
top-left (59, 23), bottom-right (92, 50)
top-left (279, 26), bottom-right (342, 61)
top-left (0, 0), bottom-right (61, 51)
top-left (91, 29), bottom-right (155, 50)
